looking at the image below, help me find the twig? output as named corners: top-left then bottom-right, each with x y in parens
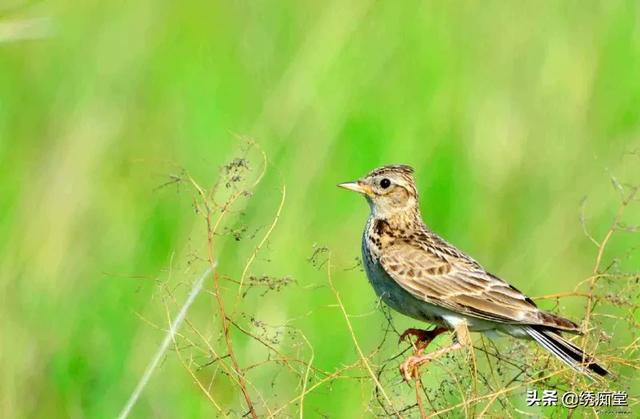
top-left (414, 377), bottom-right (428, 419)
top-left (236, 184), bottom-right (286, 295)
top-left (299, 333), bottom-right (315, 419)
top-left (211, 268), bottom-right (257, 418)
top-left (268, 360), bottom-right (361, 418)
top-left (190, 161), bottom-right (261, 418)
top-left (580, 187), bottom-right (639, 368)
top-left (117, 265), bottom-right (216, 419)
top-left (164, 296), bottom-right (226, 415)
top-left (326, 254), bottom-right (402, 418)
top-left (431, 369), bottom-right (567, 416)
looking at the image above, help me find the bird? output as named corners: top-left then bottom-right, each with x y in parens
top-left (338, 164), bottom-right (608, 380)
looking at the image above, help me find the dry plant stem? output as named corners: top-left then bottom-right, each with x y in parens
top-left (163, 299), bottom-right (226, 416)
top-left (475, 337), bottom-right (507, 417)
top-left (133, 311), bottom-right (208, 357)
top-left (187, 163), bottom-right (267, 418)
top-left (432, 368), bottom-right (568, 416)
top-left (580, 186), bottom-right (639, 370)
top-left (477, 387), bottom-right (504, 418)
top-left (198, 189), bottom-right (257, 417)
top-left (299, 333), bottom-right (315, 419)
top-left (117, 265), bottom-right (216, 419)
top-left (465, 326), bottom-right (479, 418)
top-left (159, 281), bottom-right (248, 400)
top-left (227, 317), bottom-right (330, 378)
top-left (268, 360), bottom-right (362, 418)
top-left (326, 255), bottom-right (403, 419)
top-left (420, 355), bottom-right (471, 418)
top-left (185, 152), bottom-right (291, 416)
top-left (235, 184), bottom-right (286, 299)
top-left (532, 291), bottom-right (591, 300)
top-left (211, 268), bottom-right (257, 419)
top-left (413, 377), bottom-right (428, 419)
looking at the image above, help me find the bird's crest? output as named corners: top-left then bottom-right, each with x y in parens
top-left (366, 164), bottom-right (415, 178)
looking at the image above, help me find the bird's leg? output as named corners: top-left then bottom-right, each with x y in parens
top-left (399, 323), bottom-right (471, 381)
top-left (399, 326), bottom-right (448, 352)
top-left (399, 342), bottom-right (463, 381)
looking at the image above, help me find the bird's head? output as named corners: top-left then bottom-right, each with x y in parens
top-left (338, 164), bottom-right (419, 218)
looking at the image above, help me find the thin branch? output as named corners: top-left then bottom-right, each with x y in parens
top-left (117, 265), bottom-right (216, 419)
top-left (326, 254), bottom-right (402, 419)
top-left (298, 333), bottom-right (315, 419)
top-left (164, 296), bottom-right (226, 415)
top-left (580, 187), bottom-right (639, 369)
top-left (236, 184), bottom-right (286, 295)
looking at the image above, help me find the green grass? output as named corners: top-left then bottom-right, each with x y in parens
top-left (1, 0), bottom-right (639, 417)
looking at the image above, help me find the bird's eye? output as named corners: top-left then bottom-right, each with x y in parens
top-left (380, 178), bottom-right (391, 189)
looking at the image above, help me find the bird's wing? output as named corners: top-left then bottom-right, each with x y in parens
top-left (378, 240), bottom-right (579, 332)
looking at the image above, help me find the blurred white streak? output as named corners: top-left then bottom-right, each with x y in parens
top-left (117, 263), bottom-right (216, 419)
top-left (0, 17), bottom-right (53, 42)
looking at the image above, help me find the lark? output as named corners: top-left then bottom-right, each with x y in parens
top-left (339, 164), bottom-right (608, 380)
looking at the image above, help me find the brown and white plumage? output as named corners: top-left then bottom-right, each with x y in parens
top-left (375, 225), bottom-right (579, 332)
top-left (339, 164), bottom-right (608, 378)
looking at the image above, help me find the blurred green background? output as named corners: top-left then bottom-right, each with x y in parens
top-left (1, 0), bottom-right (640, 417)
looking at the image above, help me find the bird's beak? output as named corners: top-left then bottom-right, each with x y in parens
top-left (337, 181), bottom-right (371, 196)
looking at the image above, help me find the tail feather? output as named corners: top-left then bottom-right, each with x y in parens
top-left (526, 326), bottom-right (608, 378)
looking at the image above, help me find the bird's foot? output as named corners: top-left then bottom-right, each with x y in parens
top-left (399, 341), bottom-right (463, 381)
top-left (398, 328), bottom-right (429, 344)
top-left (398, 327), bottom-right (448, 352)
top-left (399, 353), bottom-right (428, 381)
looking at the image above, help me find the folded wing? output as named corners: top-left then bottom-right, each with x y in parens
top-left (378, 240), bottom-right (579, 333)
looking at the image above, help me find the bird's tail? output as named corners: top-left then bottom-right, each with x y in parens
top-left (525, 326), bottom-right (609, 378)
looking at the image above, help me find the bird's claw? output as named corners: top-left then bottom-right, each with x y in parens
top-left (398, 327), bottom-right (451, 380)
top-left (399, 354), bottom-right (428, 381)
top-left (398, 328), bottom-right (429, 344)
